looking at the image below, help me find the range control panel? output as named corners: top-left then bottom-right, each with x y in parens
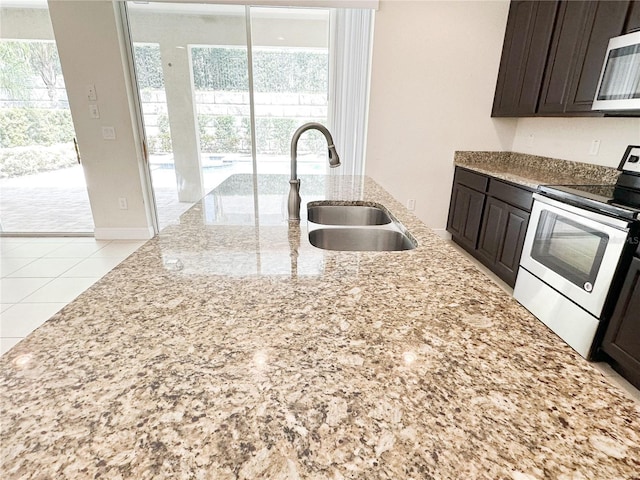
top-left (619, 145), bottom-right (640, 174)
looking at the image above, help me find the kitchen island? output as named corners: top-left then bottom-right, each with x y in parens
top-left (1, 174), bottom-right (639, 479)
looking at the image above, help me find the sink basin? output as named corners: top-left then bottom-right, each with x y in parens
top-left (307, 204), bottom-right (392, 226)
top-left (308, 228), bottom-right (416, 251)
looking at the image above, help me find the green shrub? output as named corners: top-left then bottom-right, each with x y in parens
top-left (0, 108), bottom-right (75, 148)
top-left (190, 47), bottom-right (327, 93)
top-left (0, 143), bottom-right (77, 178)
top-left (147, 114), bottom-right (172, 154)
top-left (255, 117), bottom-right (297, 155)
top-left (194, 115), bottom-right (325, 156)
top-left (198, 114), bottom-right (245, 153)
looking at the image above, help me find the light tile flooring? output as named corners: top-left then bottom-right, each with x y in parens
top-left (1, 236), bottom-right (146, 355)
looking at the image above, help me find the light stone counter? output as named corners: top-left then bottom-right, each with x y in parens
top-left (454, 151), bottom-right (621, 189)
top-left (1, 174), bottom-right (639, 479)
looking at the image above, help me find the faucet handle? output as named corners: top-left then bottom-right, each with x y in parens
top-left (288, 179), bottom-right (302, 222)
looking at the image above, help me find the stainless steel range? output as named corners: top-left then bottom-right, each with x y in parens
top-left (514, 145), bottom-right (640, 359)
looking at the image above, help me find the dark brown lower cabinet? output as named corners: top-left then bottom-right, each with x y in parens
top-left (477, 197), bottom-right (530, 287)
top-left (447, 167), bottom-right (533, 288)
top-left (447, 183), bottom-right (486, 252)
top-left (602, 256), bottom-right (640, 390)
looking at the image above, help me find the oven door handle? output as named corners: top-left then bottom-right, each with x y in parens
top-left (533, 193), bottom-right (632, 231)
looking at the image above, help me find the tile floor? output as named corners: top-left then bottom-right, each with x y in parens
top-left (1, 236), bottom-right (146, 355)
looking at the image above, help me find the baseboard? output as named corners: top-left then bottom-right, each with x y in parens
top-left (431, 229), bottom-right (452, 240)
top-left (93, 226), bottom-right (155, 240)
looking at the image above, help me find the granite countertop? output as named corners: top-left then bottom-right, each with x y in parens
top-left (454, 151), bottom-right (621, 189)
top-left (1, 174), bottom-right (639, 479)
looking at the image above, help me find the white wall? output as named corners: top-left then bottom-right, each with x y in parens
top-left (48, 1), bottom-right (154, 239)
top-left (366, 0), bottom-right (516, 232)
top-left (512, 117), bottom-right (640, 168)
top-left (366, 0), bottom-right (640, 232)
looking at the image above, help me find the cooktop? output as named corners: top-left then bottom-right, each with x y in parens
top-left (537, 145), bottom-right (640, 221)
top-left (538, 184), bottom-right (640, 221)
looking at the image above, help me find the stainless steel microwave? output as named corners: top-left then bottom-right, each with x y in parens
top-left (592, 30), bottom-right (640, 111)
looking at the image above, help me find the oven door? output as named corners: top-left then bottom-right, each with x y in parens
top-left (519, 194), bottom-right (631, 318)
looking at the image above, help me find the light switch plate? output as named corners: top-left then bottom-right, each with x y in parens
top-left (101, 126), bottom-right (116, 140)
top-left (89, 104), bottom-right (100, 119)
top-left (86, 84), bottom-right (97, 101)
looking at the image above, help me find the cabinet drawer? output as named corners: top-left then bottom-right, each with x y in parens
top-left (455, 168), bottom-right (488, 192)
top-left (488, 179), bottom-right (534, 211)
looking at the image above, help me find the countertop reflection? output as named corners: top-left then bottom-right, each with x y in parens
top-left (156, 174), bottom-right (371, 277)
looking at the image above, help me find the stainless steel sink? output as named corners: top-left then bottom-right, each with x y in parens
top-left (307, 204), bottom-right (392, 226)
top-left (308, 228), bottom-right (416, 251)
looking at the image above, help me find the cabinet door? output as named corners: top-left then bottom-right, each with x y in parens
top-left (492, 1), bottom-right (558, 116)
top-left (494, 204), bottom-right (530, 287)
top-left (623, 0), bottom-right (640, 33)
top-left (602, 257), bottom-right (640, 390)
top-left (565, 1), bottom-right (631, 113)
top-left (539, 0), bottom-right (630, 115)
top-left (447, 183), bottom-right (485, 251)
top-left (538, 1), bottom-right (592, 114)
top-left (477, 197), bottom-right (530, 287)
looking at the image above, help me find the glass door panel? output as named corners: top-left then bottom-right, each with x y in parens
top-left (250, 7), bottom-right (330, 177)
top-left (190, 44), bottom-right (253, 193)
top-left (126, 2), bottom-right (250, 230)
top-left (125, 3), bottom-right (362, 232)
top-left (0, 2), bottom-right (93, 234)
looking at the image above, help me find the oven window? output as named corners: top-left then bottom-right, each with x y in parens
top-left (531, 211), bottom-right (609, 289)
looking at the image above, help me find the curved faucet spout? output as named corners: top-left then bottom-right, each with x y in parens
top-left (288, 122), bottom-right (341, 222)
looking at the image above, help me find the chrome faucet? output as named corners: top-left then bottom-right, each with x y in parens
top-left (288, 122), bottom-right (341, 222)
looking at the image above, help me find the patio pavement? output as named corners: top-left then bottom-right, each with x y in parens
top-left (0, 165), bottom-right (204, 234)
top-left (0, 155), bottom-right (326, 235)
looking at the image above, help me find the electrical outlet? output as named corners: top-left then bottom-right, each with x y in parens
top-left (118, 197), bottom-right (128, 210)
top-left (407, 199), bottom-right (416, 211)
top-left (589, 139), bottom-right (601, 156)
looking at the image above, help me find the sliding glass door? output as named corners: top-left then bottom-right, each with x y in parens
top-left (0, 1), bottom-right (93, 235)
top-left (250, 7), bottom-right (330, 176)
top-left (124, 2), bottom-right (368, 231)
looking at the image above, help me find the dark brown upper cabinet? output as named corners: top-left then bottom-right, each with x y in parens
top-left (538, 0), bottom-right (631, 115)
top-left (492, 0), bottom-right (640, 117)
top-left (492, 1), bottom-right (559, 116)
top-left (625, 0), bottom-right (640, 32)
